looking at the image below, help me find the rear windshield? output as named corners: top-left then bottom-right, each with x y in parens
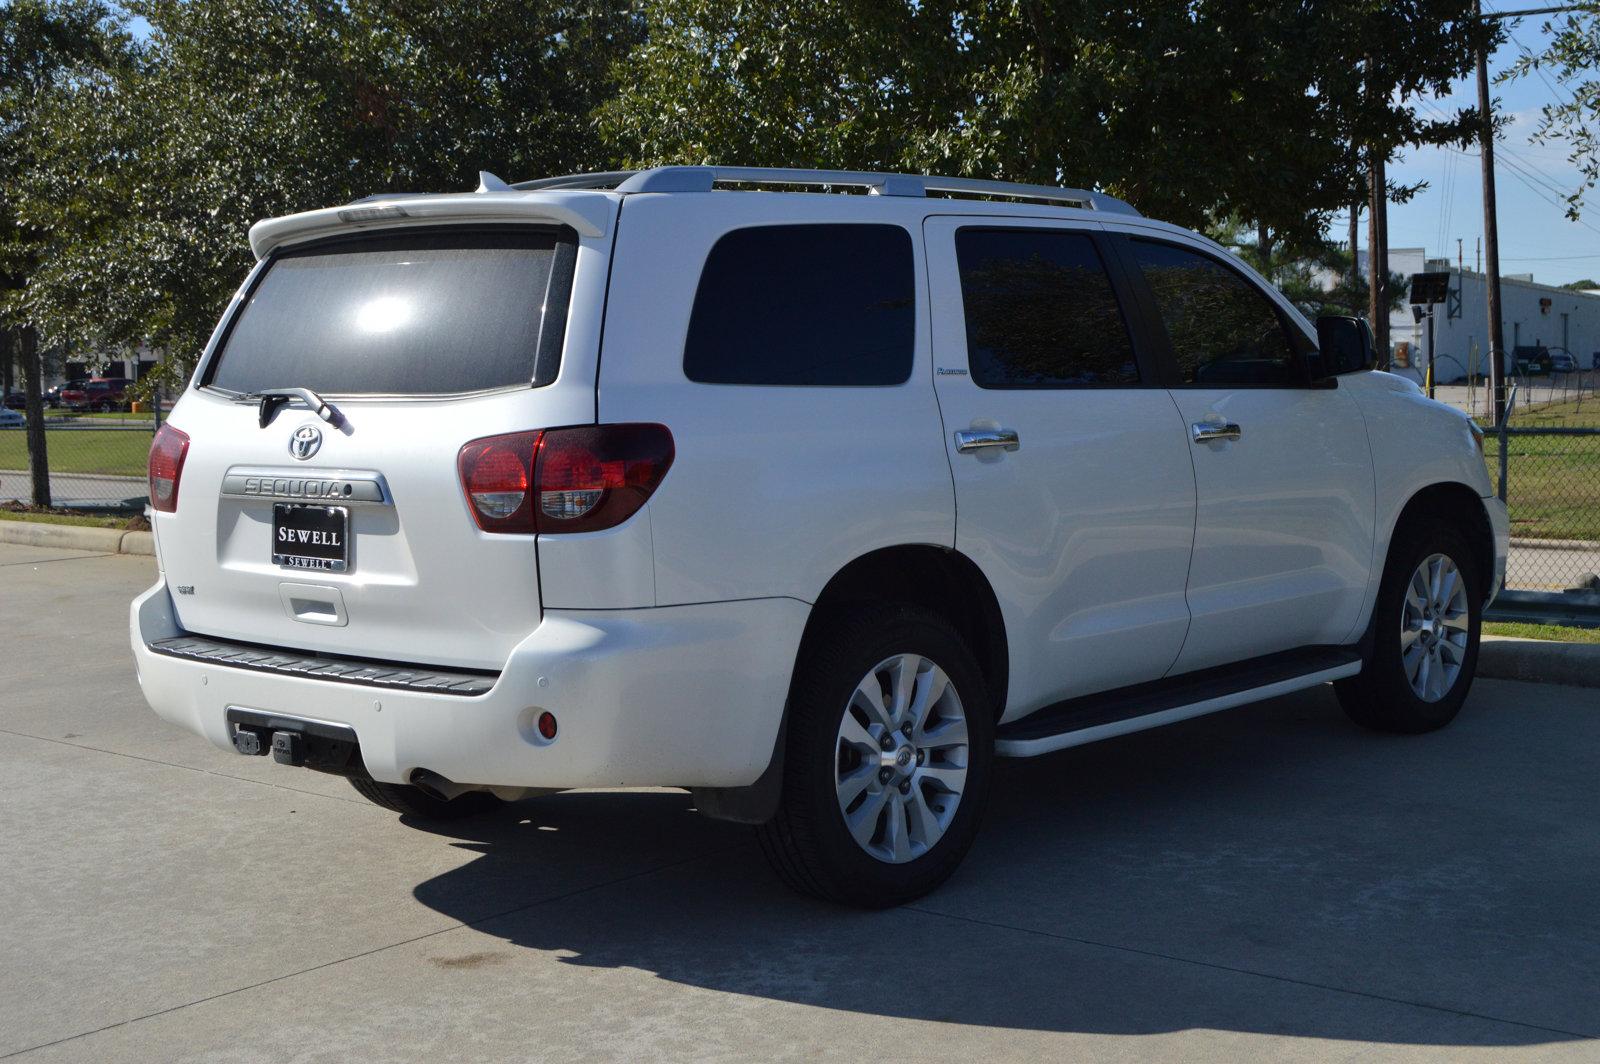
top-left (205, 227), bottom-right (576, 396)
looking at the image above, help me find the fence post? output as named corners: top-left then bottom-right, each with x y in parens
top-left (18, 326), bottom-right (51, 509)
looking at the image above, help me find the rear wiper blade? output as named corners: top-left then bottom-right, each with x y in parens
top-left (234, 387), bottom-right (345, 429)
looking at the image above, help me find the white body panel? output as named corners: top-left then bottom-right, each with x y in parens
top-left (596, 193), bottom-right (954, 606)
top-left (1165, 384), bottom-right (1376, 671)
top-left (921, 216), bottom-right (1196, 717)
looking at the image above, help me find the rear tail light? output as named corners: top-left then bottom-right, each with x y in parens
top-left (148, 424), bottom-right (190, 513)
top-left (458, 431), bottom-right (539, 533)
top-left (458, 424), bottom-right (673, 535)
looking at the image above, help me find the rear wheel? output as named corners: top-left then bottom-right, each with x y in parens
top-left (1336, 517), bottom-right (1482, 734)
top-left (348, 776), bottom-right (500, 820)
top-left (757, 604), bottom-right (994, 908)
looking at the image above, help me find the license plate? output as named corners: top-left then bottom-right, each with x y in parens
top-left (272, 504), bottom-right (349, 572)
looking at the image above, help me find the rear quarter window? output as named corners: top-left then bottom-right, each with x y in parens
top-left (684, 224), bottom-right (915, 386)
top-left (205, 226), bottom-right (577, 396)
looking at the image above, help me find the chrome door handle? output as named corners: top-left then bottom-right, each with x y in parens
top-left (955, 428), bottom-right (1021, 453)
top-left (1191, 420), bottom-right (1242, 444)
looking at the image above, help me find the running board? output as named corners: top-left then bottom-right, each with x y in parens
top-left (995, 646), bottom-right (1362, 758)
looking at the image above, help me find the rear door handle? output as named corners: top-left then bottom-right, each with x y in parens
top-left (1191, 420), bottom-right (1242, 444)
top-left (955, 428), bottom-right (1021, 453)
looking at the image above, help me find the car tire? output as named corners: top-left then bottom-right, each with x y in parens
top-left (757, 604), bottom-right (994, 908)
top-left (1335, 516), bottom-right (1482, 734)
top-left (347, 775), bottom-right (500, 820)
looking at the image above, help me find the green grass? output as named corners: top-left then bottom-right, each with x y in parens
top-left (0, 508), bottom-right (141, 530)
top-left (69, 410), bottom-right (156, 420)
top-left (1484, 621), bottom-right (1600, 644)
top-left (1481, 398), bottom-right (1600, 542)
top-left (0, 427), bottom-right (151, 477)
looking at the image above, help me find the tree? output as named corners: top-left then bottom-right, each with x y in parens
top-left (1562, 277), bottom-right (1600, 290)
top-left (1506, 3), bottom-right (1600, 220)
top-left (1, 0), bottom-right (125, 506)
top-left (603, 1), bottom-right (1492, 256)
top-left (14, 0), bottom-right (641, 384)
top-left (1213, 220), bottom-right (1407, 322)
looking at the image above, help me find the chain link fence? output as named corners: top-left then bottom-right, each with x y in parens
top-left (0, 406), bottom-right (156, 512)
top-left (1476, 376), bottom-right (1600, 595)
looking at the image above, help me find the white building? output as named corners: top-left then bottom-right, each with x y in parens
top-left (1358, 248), bottom-right (1600, 383)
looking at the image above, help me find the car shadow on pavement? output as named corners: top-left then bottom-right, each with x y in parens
top-left (406, 683), bottom-right (1598, 1047)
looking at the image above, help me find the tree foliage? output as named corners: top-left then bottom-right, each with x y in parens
top-left (603, 0), bottom-right (1495, 255)
top-left (13, 0), bottom-right (640, 368)
top-left (8, 0), bottom-right (1501, 371)
top-left (1505, 3), bottom-right (1600, 220)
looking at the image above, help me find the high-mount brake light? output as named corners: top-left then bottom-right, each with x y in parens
top-left (148, 424), bottom-right (190, 513)
top-left (457, 424), bottom-right (674, 535)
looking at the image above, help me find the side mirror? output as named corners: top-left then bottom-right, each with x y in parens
top-left (1314, 315), bottom-right (1377, 377)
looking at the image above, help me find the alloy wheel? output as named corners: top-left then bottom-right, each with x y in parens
top-left (834, 653), bottom-right (969, 864)
top-left (1401, 552), bottom-right (1470, 703)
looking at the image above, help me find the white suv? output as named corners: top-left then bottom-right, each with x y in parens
top-left (132, 166), bottom-right (1509, 907)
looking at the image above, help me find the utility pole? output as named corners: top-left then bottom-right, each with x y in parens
top-left (1348, 204), bottom-right (1361, 280)
top-left (1476, 0), bottom-right (1508, 437)
top-left (1368, 153), bottom-right (1390, 367)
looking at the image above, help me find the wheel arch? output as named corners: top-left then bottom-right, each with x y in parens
top-left (804, 544), bottom-right (1010, 719)
top-left (1389, 481), bottom-right (1496, 601)
top-left (693, 543), bottom-right (1008, 826)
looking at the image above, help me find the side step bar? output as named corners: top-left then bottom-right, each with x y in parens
top-left (996, 646), bottom-right (1362, 758)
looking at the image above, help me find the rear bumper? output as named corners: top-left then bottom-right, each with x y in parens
top-left (131, 579), bottom-right (808, 789)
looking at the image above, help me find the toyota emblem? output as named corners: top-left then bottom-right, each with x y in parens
top-left (289, 424), bottom-right (323, 461)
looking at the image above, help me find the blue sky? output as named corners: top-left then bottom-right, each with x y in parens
top-left (1374, 20), bottom-right (1600, 288)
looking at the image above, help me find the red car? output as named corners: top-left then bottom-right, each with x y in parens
top-left (60, 377), bottom-right (133, 412)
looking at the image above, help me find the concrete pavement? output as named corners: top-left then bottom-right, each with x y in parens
top-left (0, 470), bottom-right (146, 509)
top-left (2, 543), bottom-right (1597, 1062)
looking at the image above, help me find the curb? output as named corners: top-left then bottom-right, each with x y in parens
top-left (0, 520), bottom-right (155, 557)
top-left (1479, 635), bottom-right (1600, 688)
top-left (1509, 537), bottom-right (1600, 552)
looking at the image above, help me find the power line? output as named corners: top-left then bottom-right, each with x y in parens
top-left (1499, 252), bottom-right (1600, 260)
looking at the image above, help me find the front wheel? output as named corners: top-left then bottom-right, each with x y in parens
top-left (757, 604), bottom-right (994, 908)
top-left (1336, 518), bottom-right (1482, 734)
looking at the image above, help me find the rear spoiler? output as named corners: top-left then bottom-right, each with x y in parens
top-left (248, 190), bottom-right (614, 260)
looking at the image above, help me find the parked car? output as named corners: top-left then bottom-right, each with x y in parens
top-left (1512, 345), bottom-right (1552, 376)
top-left (1, 391), bottom-right (25, 410)
top-left (45, 380), bottom-right (82, 408)
top-left (132, 166), bottom-right (1510, 907)
top-left (1549, 349), bottom-right (1577, 373)
top-left (0, 407), bottom-right (23, 429)
top-left (61, 377), bottom-right (133, 412)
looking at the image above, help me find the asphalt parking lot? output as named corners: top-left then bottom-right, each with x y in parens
top-left (3, 543), bottom-right (1598, 1062)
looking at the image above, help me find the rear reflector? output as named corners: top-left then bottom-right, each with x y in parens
top-left (457, 424), bottom-right (674, 535)
top-left (148, 424), bottom-right (190, 513)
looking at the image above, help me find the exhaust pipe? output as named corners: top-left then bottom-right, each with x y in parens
top-left (409, 768), bottom-right (477, 802)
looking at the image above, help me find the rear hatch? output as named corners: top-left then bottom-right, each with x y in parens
top-left (154, 212), bottom-right (610, 670)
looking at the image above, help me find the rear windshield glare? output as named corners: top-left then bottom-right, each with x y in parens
top-left (205, 227), bottom-right (577, 396)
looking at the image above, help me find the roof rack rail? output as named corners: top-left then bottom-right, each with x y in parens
top-left (511, 166), bottom-right (1140, 216)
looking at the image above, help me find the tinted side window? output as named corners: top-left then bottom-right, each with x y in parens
top-left (684, 224), bottom-right (915, 386)
top-left (955, 229), bottom-right (1138, 387)
top-left (1130, 240), bottom-right (1297, 386)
